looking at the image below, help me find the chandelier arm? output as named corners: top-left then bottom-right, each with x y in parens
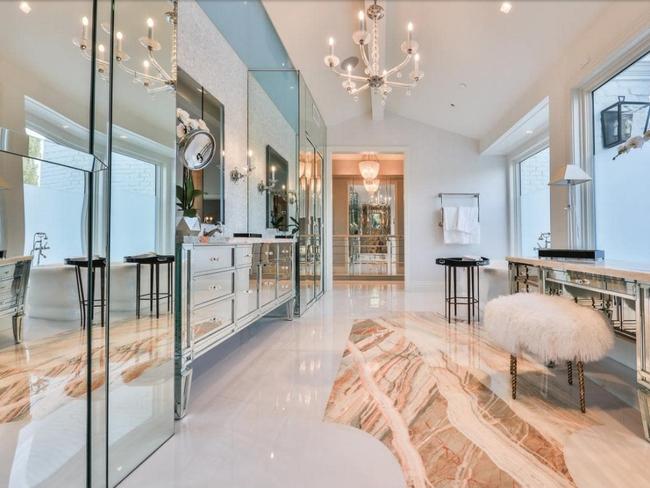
top-left (117, 60), bottom-right (167, 84)
top-left (147, 49), bottom-right (174, 82)
top-left (359, 43), bottom-right (372, 72)
top-left (385, 80), bottom-right (416, 88)
top-left (331, 68), bottom-right (370, 82)
top-left (351, 83), bottom-right (370, 95)
top-left (385, 55), bottom-right (412, 79)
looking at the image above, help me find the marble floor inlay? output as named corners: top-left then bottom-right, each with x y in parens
top-left (324, 312), bottom-right (647, 487)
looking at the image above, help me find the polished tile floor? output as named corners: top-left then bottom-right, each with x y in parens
top-left (123, 283), bottom-right (650, 488)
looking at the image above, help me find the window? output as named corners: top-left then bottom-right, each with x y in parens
top-left (23, 129), bottom-right (86, 263)
top-left (110, 152), bottom-right (157, 258)
top-left (518, 148), bottom-right (551, 256)
top-left (593, 52), bottom-right (650, 261)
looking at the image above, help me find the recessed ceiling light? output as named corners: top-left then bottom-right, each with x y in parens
top-left (525, 129), bottom-right (533, 135)
top-left (500, 2), bottom-right (512, 14)
top-left (119, 135), bottom-right (128, 139)
top-left (19, 2), bottom-right (31, 14)
top-left (62, 124), bottom-right (69, 129)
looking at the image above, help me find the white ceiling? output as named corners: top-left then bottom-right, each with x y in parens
top-left (264, 0), bottom-right (610, 140)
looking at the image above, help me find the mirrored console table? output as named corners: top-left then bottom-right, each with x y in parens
top-left (175, 238), bottom-right (295, 418)
top-left (508, 256), bottom-right (650, 441)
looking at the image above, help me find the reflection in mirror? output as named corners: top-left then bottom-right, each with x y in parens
top-left (107, 0), bottom-right (176, 486)
top-left (247, 70), bottom-right (298, 236)
top-left (176, 68), bottom-right (224, 225)
top-left (266, 145), bottom-right (290, 232)
top-left (0, 0), bottom-right (99, 485)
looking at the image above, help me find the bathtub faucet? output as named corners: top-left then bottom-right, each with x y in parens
top-left (30, 232), bottom-right (50, 266)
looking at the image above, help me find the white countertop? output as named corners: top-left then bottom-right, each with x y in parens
top-left (183, 236), bottom-right (295, 245)
top-left (0, 255), bottom-right (33, 266)
top-left (507, 256), bottom-right (650, 282)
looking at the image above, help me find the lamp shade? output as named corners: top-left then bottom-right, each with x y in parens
top-left (358, 158), bottom-right (380, 180)
top-left (549, 164), bottom-right (592, 186)
top-left (363, 178), bottom-right (379, 194)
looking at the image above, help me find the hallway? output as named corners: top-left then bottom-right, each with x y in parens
top-left (122, 284), bottom-right (650, 487)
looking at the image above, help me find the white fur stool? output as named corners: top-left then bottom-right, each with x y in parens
top-left (484, 293), bottom-right (614, 412)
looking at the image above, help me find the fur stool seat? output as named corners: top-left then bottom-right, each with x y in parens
top-left (484, 293), bottom-right (614, 412)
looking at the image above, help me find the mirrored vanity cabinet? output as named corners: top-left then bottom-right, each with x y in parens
top-left (175, 239), bottom-right (295, 417)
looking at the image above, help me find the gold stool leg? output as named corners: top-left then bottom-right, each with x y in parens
top-left (510, 354), bottom-right (517, 400)
top-left (567, 361), bottom-right (573, 385)
top-left (577, 361), bottom-right (586, 413)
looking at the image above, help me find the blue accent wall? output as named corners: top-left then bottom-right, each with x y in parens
top-left (197, 0), bottom-right (299, 131)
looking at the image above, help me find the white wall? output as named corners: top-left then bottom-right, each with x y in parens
top-left (178, 0), bottom-right (249, 233)
top-left (481, 1), bottom-right (650, 248)
top-left (328, 113), bottom-right (508, 289)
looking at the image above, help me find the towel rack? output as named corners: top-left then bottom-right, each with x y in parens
top-left (438, 192), bottom-right (480, 227)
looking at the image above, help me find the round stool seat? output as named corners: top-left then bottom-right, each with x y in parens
top-left (484, 293), bottom-right (614, 363)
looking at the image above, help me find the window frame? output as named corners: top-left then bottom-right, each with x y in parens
top-left (573, 37), bottom-right (650, 249)
top-left (509, 138), bottom-right (550, 256)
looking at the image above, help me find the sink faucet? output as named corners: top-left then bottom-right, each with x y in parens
top-left (30, 232), bottom-right (50, 266)
top-left (203, 221), bottom-right (224, 237)
top-left (534, 232), bottom-right (551, 251)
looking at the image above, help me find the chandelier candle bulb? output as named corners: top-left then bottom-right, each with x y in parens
top-left (414, 53), bottom-right (420, 72)
top-left (358, 10), bottom-right (365, 32)
top-left (97, 44), bottom-right (105, 62)
top-left (116, 32), bottom-right (123, 56)
top-left (81, 16), bottom-right (89, 43)
top-left (147, 18), bottom-right (154, 41)
top-left (407, 22), bottom-right (413, 43)
top-left (328, 37), bottom-right (334, 57)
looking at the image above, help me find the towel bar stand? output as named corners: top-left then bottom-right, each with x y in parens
top-left (438, 193), bottom-right (480, 228)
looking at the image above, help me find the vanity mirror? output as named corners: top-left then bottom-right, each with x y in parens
top-left (176, 68), bottom-right (225, 224)
top-left (265, 145), bottom-right (290, 231)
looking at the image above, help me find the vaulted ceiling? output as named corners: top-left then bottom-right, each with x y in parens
top-left (263, 0), bottom-right (610, 140)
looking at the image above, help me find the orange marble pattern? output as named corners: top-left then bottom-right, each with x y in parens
top-left (325, 316), bottom-right (578, 487)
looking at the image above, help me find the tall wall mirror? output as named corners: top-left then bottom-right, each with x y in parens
top-left (247, 70), bottom-right (298, 237)
top-left (107, 0), bottom-right (176, 486)
top-left (0, 0), bottom-right (108, 485)
top-left (176, 68), bottom-right (225, 225)
top-left (265, 145), bottom-right (290, 231)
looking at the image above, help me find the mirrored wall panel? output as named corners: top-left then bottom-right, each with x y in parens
top-left (0, 0), bottom-right (104, 485)
top-left (107, 1), bottom-right (176, 485)
top-left (247, 70), bottom-right (298, 237)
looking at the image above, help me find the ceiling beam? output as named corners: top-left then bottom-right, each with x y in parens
top-left (365, 0), bottom-right (385, 121)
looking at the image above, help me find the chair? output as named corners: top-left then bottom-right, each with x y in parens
top-left (484, 293), bottom-right (614, 412)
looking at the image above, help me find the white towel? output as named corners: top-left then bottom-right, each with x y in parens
top-left (442, 206), bottom-right (480, 245)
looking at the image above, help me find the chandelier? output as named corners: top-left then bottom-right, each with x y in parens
top-left (359, 154), bottom-right (380, 180)
top-left (323, 0), bottom-right (423, 103)
top-left (73, 9), bottom-right (176, 94)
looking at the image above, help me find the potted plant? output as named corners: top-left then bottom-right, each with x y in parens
top-left (176, 173), bottom-right (202, 235)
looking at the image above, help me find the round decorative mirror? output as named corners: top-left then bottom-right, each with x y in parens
top-left (178, 129), bottom-right (216, 170)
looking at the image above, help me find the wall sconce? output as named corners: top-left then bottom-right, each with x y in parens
top-left (231, 149), bottom-right (255, 183)
top-left (258, 164), bottom-right (277, 193)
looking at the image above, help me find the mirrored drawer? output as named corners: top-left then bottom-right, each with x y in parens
top-left (235, 246), bottom-right (254, 267)
top-left (258, 243), bottom-right (276, 264)
top-left (0, 265), bottom-right (16, 282)
top-left (277, 243), bottom-right (292, 261)
top-left (235, 268), bottom-right (258, 319)
top-left (260, 263), bottom-right (277, 306)
top-left (192, 246), bottom-right (233, 275)
top-left (277, 259), bottom-right (292, 298)
top-left (546, 269), bottom-right (636, 296)
top-left (192, 298), bottom-right (234, 343)
top-left (192, 271), bottom-right (234, 307)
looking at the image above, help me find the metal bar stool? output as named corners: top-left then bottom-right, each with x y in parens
top-left (124, 254), bottom-right (174, 319)
top-left (435, 257), bottom-right (489, 323)
top-left (64, 256), bottom-right (106, 329)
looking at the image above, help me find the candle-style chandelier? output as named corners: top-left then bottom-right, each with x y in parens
top-left (323, 0), bottom-right (423, 103)
top-left (73, 8), bottom-right (176, 94)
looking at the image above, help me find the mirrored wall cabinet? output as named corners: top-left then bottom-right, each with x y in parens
top-left (0, 1), bottom-right (176, 486)
top-left (247, 69), bottom-right (326, 317)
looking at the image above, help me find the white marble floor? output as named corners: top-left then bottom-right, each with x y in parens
top-left (121, 283), bottom-right (649, 488)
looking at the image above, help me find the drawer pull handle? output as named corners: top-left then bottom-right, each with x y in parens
top-left (575, 279), bottom-right (591, 285)
top-left (209, 257), bottom-right (220, 262)
top-left (244, 254), bottom-right (252, 258)
top-left (209, 285), bottom-right (221, 291)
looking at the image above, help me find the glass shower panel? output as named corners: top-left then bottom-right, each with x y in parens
top-left (0, 0), bottom-right (98, 486)
top-left (313, 150), bottom-right (323, 297)
top-left (107, 1), bottom-right (176, 485)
